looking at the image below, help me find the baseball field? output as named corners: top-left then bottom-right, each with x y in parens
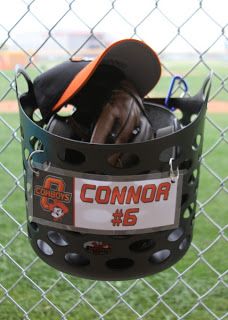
top-left (0, 60), bottom-right (227, 319)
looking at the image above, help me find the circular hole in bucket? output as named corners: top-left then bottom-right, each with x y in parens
top-left (190, 114), bottom-right (198, 122)
top-left (174, 108), bottom-right (183, 120)
top-left (130, 239), bottom-right (155, 252)
top-left (32, 109), bottom-right (43, 122)
top-left (107, 153), bottom-right (139, 169)
top-left (37, 239), bottom-right (53, 256)
top-left (29, 136), bottom-right (44, 153)
top-left (59, 149), bottom-right (85, 165)
top-left (179, 237), bottom-right (189, 250)
top-left (24, 148), bottom-right (30, 160)
top-left (106, 258), bottom-right (134, 270)
top-left (192, 134), bottom-right (202, 151)
top-left (168, 228), bottom-right (184, 242)
top-left (35, 140), bottom-right (43, 151)
top-left (196, 134), bottom-right (201, 146)
top-left (149, 249), bottom-right (170, 264)
top-left (183, 208), bottom-right (191, 219)
top-left (183, 203), bottom-right (194, 219)
top-left (30, 136), bottom-right (43, 150)
top-left (57, 104), bottom-right (76, 116)
top-left (65, 253), bottom-right (89, 267)
top-left (48, 231), bottom-right (69, 247)
top-left (191, 217), bottom-right (195, 226)
top-left (189, 202), bottom-right (195, 211)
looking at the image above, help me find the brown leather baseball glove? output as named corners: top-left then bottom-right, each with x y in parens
top-left (90, 80), bottom-right (154, 167)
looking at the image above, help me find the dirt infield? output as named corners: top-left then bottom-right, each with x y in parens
top-left (0, 99), bottom-right (227, 113)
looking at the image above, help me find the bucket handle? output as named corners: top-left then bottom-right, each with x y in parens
top-left (15, 65), bottom-right (34, 102)
top-left (15, 65), bottom-right (45, 126)
top-left (194, 71), bottom-right (213, 103)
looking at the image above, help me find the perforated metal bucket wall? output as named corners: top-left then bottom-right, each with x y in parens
top-left (19, 77), bottom-right (210, 280)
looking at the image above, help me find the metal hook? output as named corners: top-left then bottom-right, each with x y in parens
top-left (165, 76), bottom-right (188, 111)
top-left (28, 150), bottom-right (44, 176)
top-left (169, 157), bottom-right (179, 183)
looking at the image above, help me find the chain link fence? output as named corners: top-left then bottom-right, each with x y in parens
top-left (0, 0), bottom-right (227, 319)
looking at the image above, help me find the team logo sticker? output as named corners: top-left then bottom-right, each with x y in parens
top-left (84, 241), bottom-right (112, 255)
top-left (33, 171), bottom-right (73, 225)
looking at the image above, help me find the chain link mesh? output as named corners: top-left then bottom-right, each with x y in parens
top-left (0, 0), bottom-right (227, 319)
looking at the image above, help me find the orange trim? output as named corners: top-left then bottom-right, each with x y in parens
top-left (51, 39), bottom-right (161, 113)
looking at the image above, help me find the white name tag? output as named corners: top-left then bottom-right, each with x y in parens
top-left (74, 176), bottom-right (180, 231)
top-left (30, 168), bottom-right (182, 234)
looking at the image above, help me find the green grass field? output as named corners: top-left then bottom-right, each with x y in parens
top-left (0, 112), bottom-right (227, 320)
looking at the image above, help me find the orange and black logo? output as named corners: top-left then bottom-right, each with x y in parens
top-left (83, 241), bottom-right (112, 255)
top-left (33, 173), bottom-right (73, 224)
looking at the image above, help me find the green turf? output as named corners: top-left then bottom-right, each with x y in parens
top-left (0, 113), bottom-right (227, 319)
top-left (1, 60), bottom-right (228, 102)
